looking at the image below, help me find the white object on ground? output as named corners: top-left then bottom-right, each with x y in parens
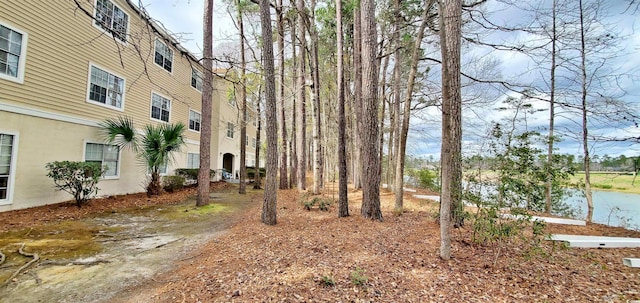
top-left (501, 214), bottom-right (586, 226)
top-left (413, 195), bottom-right (440, 202)
top-left (623, 258), bottom-right (640, 268)
top-left (550, 234), bottom-right (640, 248)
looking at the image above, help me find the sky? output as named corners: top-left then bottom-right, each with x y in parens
top-left (136, 0), bottom-right (640, 160)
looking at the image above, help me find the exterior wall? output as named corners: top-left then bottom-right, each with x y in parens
top-left (0, 0), bottom-right (262, 211)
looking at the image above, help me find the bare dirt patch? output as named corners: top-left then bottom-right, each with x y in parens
top-left (114, 184), bottom-right (640, 303)
top-left (0, 182), bottom-right (252, 303)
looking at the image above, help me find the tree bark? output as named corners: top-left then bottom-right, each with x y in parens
top-left (259, 0), bottom-right (278, 225)
top-left (438, 0), bottom-right (462, 260)
top-left (290, 21), bottom-right (298, 189)
top-left (352, 2), bottom-right (363, 190)
top-left (336, 0), bottom-right (349, 218)
top-left (391, 0), bottom-right (403, 210)
top-left (254, 86), bottom-right (263, 189)
top-left (296, 0), bottom-right (307, 191)
top-left (360, 0), bottom-right (382, 221)
top-left (545, 0), bottom-right (557, 214)
top-left (277, 0), bottom-right (288, 190)
top-left (289, 21), bottom-right (298, 188)
top-left (394, 2), bottom-right (432, 213)
top-left (310, 0), bottom-right (322, 195)
top-left (238, 0), bottom-right (248, 195)
top-left (196, 0), bottom-right (213, 207)
top-left (579, 0), bottom-right (593, 223)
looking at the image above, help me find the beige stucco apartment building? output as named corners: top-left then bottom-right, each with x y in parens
top-left (0, 0), bottom-right (262, 211)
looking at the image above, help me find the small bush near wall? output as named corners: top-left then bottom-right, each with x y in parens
top-left (246, 166), bottom-right (266, 179)
top-left (45, 161), bottom-right (104, 207)
top-left (175, 168), bottom-right (216, 184)
top-left (163, 175), bottom-right (186, 192)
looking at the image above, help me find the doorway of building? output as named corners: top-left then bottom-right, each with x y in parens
top-left (222, 153), bottom-right (234, 179)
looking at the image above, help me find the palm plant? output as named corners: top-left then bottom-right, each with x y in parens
top-left (99, 116), bottom-right (186, 196)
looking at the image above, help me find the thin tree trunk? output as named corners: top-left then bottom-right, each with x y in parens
top-left (311, 11), bottom-right (322, 194)
top-left (360, 0), bottom-right (382, 221)
top-left (394, 2), bottom-right (431, 212)
top-left (238, 0), bottom-right (248, 195)
top-left (254, 86), bottom-right (263, 189)
top-left (579, 0), bottom-right (593, 223)
top-left (277, 0), bottom-right (289, 190)
top-left (259, 0), bottom-right (278, 225)
top-left (196, 0), bottom-right (213, 207)
top-left (336, 0), bottom-right (349, 217)
top-left (290, 21), bottom-right (298, 189)
top-left (379, 54), bottom-right (390, 182)
top-left (439, 0), bottom-right (462, 260)
top-left (352, 3), bottom-right (363, 190)
top-left (391, 0), bottom-right (403, 207)
top-left (545, 0), bottom-right (557, 214)
top-left (296, 0), bottom-right (307, 191)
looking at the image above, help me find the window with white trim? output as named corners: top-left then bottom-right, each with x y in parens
top-left (0, 23), bottom-right (27, 83)
top-left (189, 110), bottom-right (201, 132)
top-left (85, 142), bottom-right (119, 177)
top-left (151, 93), bottom-right (170, 122)
top-left (88, 65), bottom-right (124, 109)
top-left (245, 135), bottom-right (249, 146)
top-left (94, 0), bottom-right (128, 42)
top-left (154, 39), bottom-right (173, 72)
top-left (228, 92), bottom-right (236, 107)
top-left (252, 137), bottom-right (256, 148)
top-left (187, 153), bottom-right (199, 169)
top-left (191, 68), bottom-right (203, 91)
top-left (226, 122), bottom-right (235, 139)
top-left (0, 134), bottom-right (15, 201)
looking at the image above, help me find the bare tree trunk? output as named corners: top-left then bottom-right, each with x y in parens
top-left (391, 0), bottom-right (403, 208)
top-left (336, 0), bottom-right (349, 217)
top-left (545, 0), bottom-right (557, 214)
top-left (352, 3), bottom-right (363, 190)
top-left (438, 0), bottom-right (462, 260)
top-left (254, 86), bottom-right (263, 189)
top-left (360, 0), bottom-right (382, 221)
top-left (379, 54), bottom-right (390, 182)
top-left (196, 0), bottom-right (213, 207)
top-left (277, 0), bottom-right (289, 190)
top-left (394, 2), bottom-right (432, 212)
top-left (579, 0), bottom-right (593, 223)
top-left (259, 0), bottom-right (278, 225)
top-left (238, 0), bottom-right (248, 195)
top-left (290, 21), bottom-right (298, 189)
top-left (310, 0), bottom-right (322, 195)
top-left (296, 0), bottom-right (307, 191)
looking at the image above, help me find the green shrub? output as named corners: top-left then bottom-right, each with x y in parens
top-left (246, 166), bottom-right (266, 179)
top-left (174, 168), bottom-right (216, 184)
top-left (45, 161), bottom-right (104, 207)
top-left (163, 175), bottom-right (185, 192)
top-left (303, 197), bottom-right (333, 211)
top-left (350, 268), bottom-right (368, 286)
top-left (417, 169), bottom-right (439, 191)
top-left (320, 275), bottom-right (335, 287)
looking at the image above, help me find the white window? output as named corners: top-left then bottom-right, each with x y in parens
top-left (0, 133), bottom-right (15, 202)
top-left (85, 142), bottom-right (119, 177)
top-left (191, 68), bottom-right (203, 91)
top-left (189, 110), bottom-right (201, 132)
top-left (187, 153), bottom-right (199, 169)
top-left (226, 122), bottom-right (235, 139)
top-left (0, 22), bottom-right (28, 83)
top-left (94, 0), bottom-right (128, 42)
top-left (252, 137), bottom-right (257, 148)
top-left (87, 64), bottom-right (124, 110)
top-left (154, 39), bottom-right (173, 73)
top-left (151, 93), bottom-right (170, 122)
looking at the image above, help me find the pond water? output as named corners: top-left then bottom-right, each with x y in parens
top-left (564, 190), bottom-right (640, 230)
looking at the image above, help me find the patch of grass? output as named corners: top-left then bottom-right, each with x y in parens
top-left (0, 221), bottom-right (101, 261)
top-left (350, 267), bottom-right (368, 286)
top-left (593, 183), bottom-right (613, 189)
top-left (320, 275), bottom-right (335, 287)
